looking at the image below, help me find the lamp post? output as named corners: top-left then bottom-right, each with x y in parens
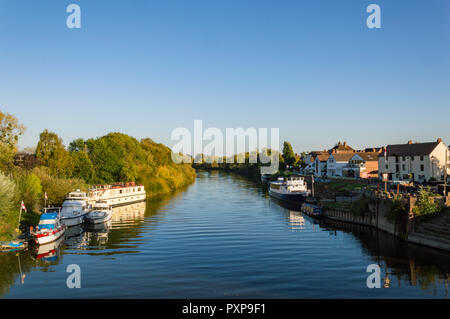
top-left (445, 148), bottom-right (448, 196)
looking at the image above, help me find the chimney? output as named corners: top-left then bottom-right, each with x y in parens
top-left (437, 138), bottom-right (443, 143)
top-left (343, 141), bottom-right (347, 146)
top-left (408, 140), bottom-right (413, 144)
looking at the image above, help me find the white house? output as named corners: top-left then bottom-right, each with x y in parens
top-left (327, 153), bottom-right (355, 177)
top-left (378, 138), bottom-right (449, 183)
top-left (314, 153), bottom-right (329, 177)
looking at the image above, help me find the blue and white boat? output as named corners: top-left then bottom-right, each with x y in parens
top-left (269, 176), bottom-right (310, 203)
top-left (31, 209), bottom-right (66, 245)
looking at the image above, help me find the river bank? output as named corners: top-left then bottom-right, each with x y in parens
top-left (319, 193), bottom-right (450, 252)
top-left (0, 111), bottom-right (196, 242)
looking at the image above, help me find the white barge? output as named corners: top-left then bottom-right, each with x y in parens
top-left (88, 182), bottom-right (146, 208)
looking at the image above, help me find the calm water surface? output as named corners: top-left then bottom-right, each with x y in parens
top-left (1, 171), bottom-right (450, 298)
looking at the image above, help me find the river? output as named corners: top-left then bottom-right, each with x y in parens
top-left (1, 170), bottom-right (449, 298)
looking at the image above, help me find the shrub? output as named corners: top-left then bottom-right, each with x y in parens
top-left (386, 198), bottom-right (408, 224)
top-left (15, 172), bottom-right (42, 213)
top-left (0, 172), bottom-right (16, 216)
top-left (413, 186), bottom-right (441, 218)
top-left (32, 167), bottom-right (87, 206)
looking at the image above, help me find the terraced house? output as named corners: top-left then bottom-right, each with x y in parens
top-left (378, 138), bottom-right (449, 183)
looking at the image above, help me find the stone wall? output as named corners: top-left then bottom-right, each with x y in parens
top-left (322, 192), bottom-right (450, 252)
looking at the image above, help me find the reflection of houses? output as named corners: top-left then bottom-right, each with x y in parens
top-left (378, 138), bottom-right (449, 183)
top-left (343, 152), bottom-right (381, 178)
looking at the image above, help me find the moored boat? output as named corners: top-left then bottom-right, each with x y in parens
top-left (88, 182), bottom-right (146, 208)
top-left (60, 190), bottom-right (91, 227)
top-left (86, 201), bottom-right (113, 224)
top-left (31, 208), bottom-right (66, 245)
top-left (301, 203), bottom-right (323, 218)
top-left (269, 176), bottom-right (310, 203)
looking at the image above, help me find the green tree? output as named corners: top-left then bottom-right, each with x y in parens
top-left (0, 111), bottom-right (25, 147)
top-left (0, 111), bottom-right (25, 171)
top-left (36, 129), bottom-right (73, 177)
top-left (71, 151), bottom-right (95, 183)
top-left (282, 141), bottom-right (296, 168)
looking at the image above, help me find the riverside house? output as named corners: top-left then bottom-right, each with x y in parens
top-left (342, 151), bottom-right (381, 179)
top-left (326, 141), bottom-right (355, 177)
top-left (327, 153), bottom-right (355, 177)
top-left (378, 138), bottom-right (449, 183)
top-left (313, 152), bottom-right (330, 177)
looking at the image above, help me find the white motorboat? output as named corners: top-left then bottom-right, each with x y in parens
top-left (86, 201), bottom-right (113, 224)
top-left (60, 190), bottom-right (91, 226)
top-left (31, 208), bottom-right (66, 245)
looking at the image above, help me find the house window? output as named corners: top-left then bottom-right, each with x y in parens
top-left (420, 156), bottom-right (424, 161)
top-left (420, 164), bottom-right (424, 171)
top-left (402, 164), bottom-right (406, 171)
top-left (385, 164), bottom-right (388, 170)
top-left (402, 156), bottom-right (406, 161)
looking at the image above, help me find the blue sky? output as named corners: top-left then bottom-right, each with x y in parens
top-left (0, 0), bottom-right (449, 153)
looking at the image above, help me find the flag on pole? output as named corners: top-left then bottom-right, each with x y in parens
top-left (20, 201), bottom-right (27, 213)
top-left (21, 274), bottom-right (26, 284)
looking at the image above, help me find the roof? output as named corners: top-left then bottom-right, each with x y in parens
top-left (315, 153), bottom-right (330, 162)
top-left (351, 152), bottom-right (380, 162)
top-left (379, 141), bottom-right (441, 157)
top-left (329, 153), bottom-right (354, 162)
top-left (330, 142), bottom-right (354, 153)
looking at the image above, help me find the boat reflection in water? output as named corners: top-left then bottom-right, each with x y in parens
top-left (111, 202), bottom-right (146, 227)
top-left (288, 210), bottom-right (305, 230)
top-left (85, 220), bottom-right (112, 246)
top-left (64, 224), bottom-right (89, 249)
top-left (31, 236), bottom-right (65, 264)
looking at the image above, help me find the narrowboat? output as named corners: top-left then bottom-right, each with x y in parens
top-left (301, 203), bottom-right (323, 218)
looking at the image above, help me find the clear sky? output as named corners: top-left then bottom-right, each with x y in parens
top-left (0, 0), bottom-right (449, 154)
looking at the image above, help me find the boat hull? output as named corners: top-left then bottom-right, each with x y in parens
top-left (87, 214), bottom-right (112, 224)
top-left (33, 227), bottom-right (66, 245)
top-left (60, 214), bottom-right (87, 227)
top-left (269, 189), bottom-right (307, 203)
